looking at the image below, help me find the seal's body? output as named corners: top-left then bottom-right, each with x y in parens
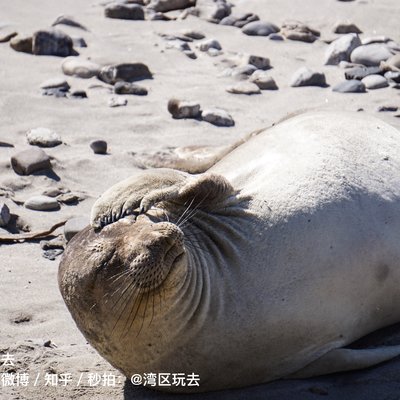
top-left (59, 112), bottom-right (400, 392)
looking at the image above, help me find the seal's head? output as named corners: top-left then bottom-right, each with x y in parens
top-left (58, 213), bottom-right (189, 374)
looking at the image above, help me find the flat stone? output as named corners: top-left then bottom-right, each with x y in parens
top-left (201, 108), bottom-right (234, 127)
top-left (26, 128), bottom-right (62, 147)
top-left (350, 44), bottom-right (393, 67)
top-left (52, 15), bottom-right (88, 31)
top-left (64, 216), bottom-right (89, 242)
top-left (114, 81), bottom-right (148, 95)
top-left (10, 34), bottom-right (33, 53)
top-left (226, 82), bottom-right (261, 95)
top-left (98, 63), bottom-right (152, 84)
top-left (333, 22), bottom-right (362, 34)
top-left (344, 66), bottom-right (383, 80)
top-left (32, 29), bottom-right (75, 57)
top-left (11, 148), bottom-right (52, 175)
top-left (290, 67), bottom-right (326, 87)
top-left (181, 30), bottom-right (205, 40)
top-left (377, 105), bottom-right (398, 112)
top-left (249, 72), bottom-right (278, 90)
top-left (90, 140), bottom-right (108, 154)
top-left (108, 97), bottom-right (128, 107)
top-left (324, 33), bottom-right (361, 65)
top-left (0, 203), bottom-right (11, 227)
top-left (62, 57), bottom-right (101, 79)
top-left (281, 21), bottom-right (320, 43)
top-left (105, 3), bottom-right (145, 20)
top-left (332, 80), bottom-right (366, 93)
top-left (148, 0), bottom-right (195, 12)
top-left (40, 78), bottom-right (70, 91)
top-left (0, 31), bottom-right (17, 43)
top-left (25, 195), bottom-right (60, 211)
top-left (168, 99), bottom-right (201, 119)
top-left (361, 74), bottom-right (389, 89)
top-left (198, 39), bottom-right (222, 51)
top-left (242, 21), bottom-right (279, 36)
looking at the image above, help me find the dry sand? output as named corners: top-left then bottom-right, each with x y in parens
top-left (0, 0), bottom-right (399, 398)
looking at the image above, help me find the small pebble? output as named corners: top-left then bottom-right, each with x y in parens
top-left (168, 98), bottom-right (201, 119)
top-left (0, 203), bottom-right (11, 227)
top-left (361, 74), bottom-right (389, 89)
top-left (25, 195), bottom-right (60, 211)
top-left (90, 140), bottom-right (108, 154)
top-left (244, 55), bottom-right (270, 70)
top-left (108, 97), bottom-right (128, 107)
top-left (11, 148), bottom-right (52, 175)
top-left (332, 80), bottom-right (366, 93)
top-left (333, 22), bottom-right (362, 34)
top-left (198, 39), bottom-right (222, 51)
top-left (57, 193), bottom-right (80, 204)
top-left (26, 128), bottom-right (62, 148)
top-left (226, 82), bottom-right (261, 95)
top-left (10, 34), bottom-right (33, 53)
top-left (64, 216), bottom-right (89, 242)
top-left (242, 21), bottom-right (279, 36)
top-left (377, 106), bottom-right (398, 112)
top-left (181, 30), bottom-right (205, 40)
top-left (98, 63), bottom-right (152, 84)
top-left (269, 33), bottom-right (284, 41)
top-left (115, 82), bottom-right (148, 96)
top-left (249, 72), bottom-right (278, 90)
top-left (70, 90), bottom-right (88, 98)
top-left (290, 67), bottom-right (326, 87)
top-left (43, 249), bottom-right (64, 260)
top-left (201, 108), bottom-right (234, 127)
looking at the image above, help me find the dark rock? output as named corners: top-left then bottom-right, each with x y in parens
top-left (40, 78), bottom-right (70, 91)
top-left (52, 15), bottom-right (88, 31)
top-left (32, 29), bottom-right (75, 57)
top-left (344, 66), bottom-right (383, 80)
top-left (377, 105), bottom-right (398, 112)
top-left (281, 21), bottom-right (320, 43)
top-left (104, 3), bottom-right (145, 20)
top-left (40, 238), bottom-right (65, 250)
top-left (181, 30), bottom-right (205, 40)
top-left (332, 80), bottom-right (366, 93)
top-left (290, 67), bottom-right (326, 87)
top-left (11, 148), bottom-right (52, 175)
top-left (70, 90), bottom-right (88, 98)
top-left (0, 31), bottom-right (17, 43)
top-left (201, 108), bottom-right (234, 127)
top-left (242, 21), bottom-right (279, 36)
top-left (0, 203), bottom-right (11, 227)
top-left (90, 140), bottom-right (108, 154)
top-left (98, 63), bottom-right (152, 84)
top-left (333, 22), bottom-right (362, 34)
top-left (168, 98), bottom-right (201, 119)
top-left (114, 81), bottom-right (148, 95)
top-left (10, 34), bottom-right (33, 53)
top-left (42, 88), bottom-right (68, 97)
top-left (148, 0), bottom-right (195, 12)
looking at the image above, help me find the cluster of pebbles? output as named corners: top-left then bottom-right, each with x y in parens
top-left (0, 0), bottom-right (399, 259)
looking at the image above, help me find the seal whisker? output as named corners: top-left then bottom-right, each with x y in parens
top-left (136, 290), bottom-right (150, 337)
top-left (124, 291), bottom-right (144, 339)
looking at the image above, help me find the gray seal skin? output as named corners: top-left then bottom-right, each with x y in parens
top-left (59, 111), bottom-right (400, 393)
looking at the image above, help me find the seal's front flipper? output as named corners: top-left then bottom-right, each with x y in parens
top-left (287, 346), bottom-right (400, 379)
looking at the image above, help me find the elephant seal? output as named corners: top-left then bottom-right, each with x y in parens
top-left (59, 112), bottom-right (400, 393)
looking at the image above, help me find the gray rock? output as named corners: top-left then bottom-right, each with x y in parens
top-left (181, 30), bottom-right (205, 40)
top-left (108, 97), bottom-right (128, 107)
top-left (98, 63), bottom-right (152, 84)
top-left (198, 39), bottom-right (222, 51)
top-left (281, 21), bottom-right (320, 43)
top-left (168, 99), bottom-right (201, 119)
top-left (32, 29), bottom-right (75, 57)
top-left (344, 66), bottom-right (383, 80)
top-left (114, 81), bottom-right (148, 95)
top-left (249, 72), bottom-right (278, 90)
top-left (90, 140), bottom-right (108, 154)
top-left (377, 105), bottom-right (398, 112)
top-left (10, 34), bottom-right (33, 53)
top-left (220, 12), bottom-right (259, 28)
top-left (231, 64), bottom-right (257, 79)
top-left (350, 44), bottom-right (393, 67)
top-left (0, 203), bottom-right (11, 227)
top-left (26, 128), bottom-right (62, 147)
top-left (62, 57), bottom-right (101, 79)
top-left (25, 195), bottom-right (60, 211)
top-left (361, 74), bottom-right (389, 89)
top-left (52, 15), bottom-right (88, 31)
top-left (195, 0), bottom-right (232, 22)
top-left (385, 71), bottom-right (400, 83)
top-left (201, 108), bottom-right (234, 127)
top-left (148, 0), bottom-right (195, 12)
top-left (11, 148), bottom-right (52, 175)
top-left (42, 249), bottom-right (64, 260)
top-left (242, 21), bottom-right (279, 36)
top-left (332, 80), bottom-right (366, 93)
top-left (64, 216), bottom-right (89, 242)
top-left (0, 30), bottom-right (17, 43)
top-left (290, 67), bottom-right (326, 87)
top-left (40, 78), bottom-right (70, 91)
top-left (244, 55), bottom-right (270, 70)
top-left (324, 33), bottom-right (361, 65)
top-left (333, 22), bottom-right (362, 34)
top-left (104, 3), bottom-right (145, 19)
top-left (269, 33), bottom-right (284, 41)
top-left (226, 81), bottom-right (261, 95)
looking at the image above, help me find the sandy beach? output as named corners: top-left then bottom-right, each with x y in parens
top-left (1, 0), bottom-right (400, 398)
